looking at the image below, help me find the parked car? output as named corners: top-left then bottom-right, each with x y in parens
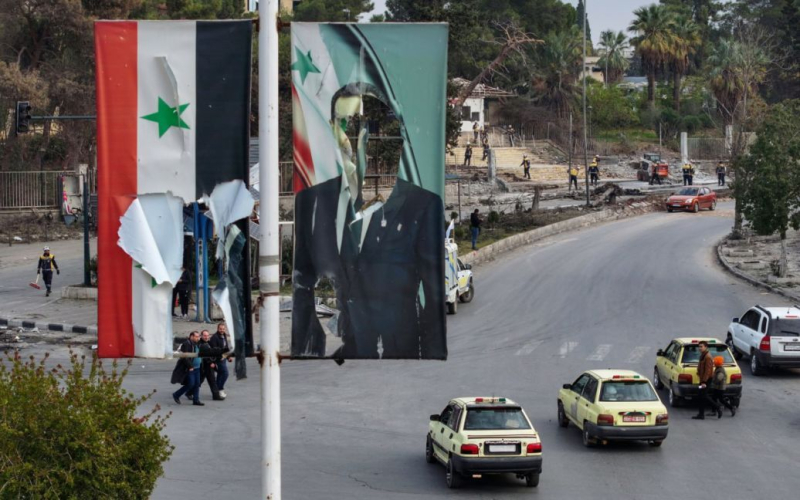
top-left (557, 370), bottom-right (668, 448)
top-left (666, 187), bottom-right (716, 213)
top-left (426, 397), bottom-right (543, 488)
top-left (653, 337), bottom-right (742, 408)
top-left (727, 306), bottom-right (800, 375)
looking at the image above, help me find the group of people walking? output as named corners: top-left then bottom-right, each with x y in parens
top-left (693, 340), bottom-right (736, 420)
top-left (171, 323), bottom-right (232, 406)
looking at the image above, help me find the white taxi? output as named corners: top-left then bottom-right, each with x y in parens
top-left (426, 397), bottom-right (543, 488)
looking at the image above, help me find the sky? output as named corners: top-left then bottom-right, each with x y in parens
top-left (367, 0), bottom-right (655, 45)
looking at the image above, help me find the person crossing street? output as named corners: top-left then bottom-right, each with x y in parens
top-left (692, 341), bottom-right (721, 420)
top-left (37, 246), bottom-right (60, 297)
top-left (711, 356), bottom-right (736, 417)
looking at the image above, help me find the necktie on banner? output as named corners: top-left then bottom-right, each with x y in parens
top-left (95, 20), bottom-right (253, 359)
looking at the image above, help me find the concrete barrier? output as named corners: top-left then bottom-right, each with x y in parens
top-left (61, 285), bottom-right (98, 300)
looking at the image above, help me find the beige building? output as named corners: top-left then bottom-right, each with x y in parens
top-left (581, 56), bottom-right (605, 84)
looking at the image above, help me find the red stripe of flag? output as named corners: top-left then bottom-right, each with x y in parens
top-left (95, 22), bottom-right (138, 358)
top-left (292, 84), bottom-right (315, 193)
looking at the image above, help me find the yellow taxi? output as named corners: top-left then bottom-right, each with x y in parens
top-left (654, 337), bottom-right (743, 408)
top-left (426, 397), bottom-right (543, 489)
top-left (557, 370), bottom-right (668, 447)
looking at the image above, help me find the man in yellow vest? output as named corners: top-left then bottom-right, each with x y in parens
top-left (568, 165), bottom-right (579, 192)
top-left (682, 162), bottom-right (694, 186)
top-left (37, 246), bottom-right (60, 297)
top-left (589, 156), bottom-right (600, 186)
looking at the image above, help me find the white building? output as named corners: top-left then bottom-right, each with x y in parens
top-left (451, 78), bottom-right (516, 133)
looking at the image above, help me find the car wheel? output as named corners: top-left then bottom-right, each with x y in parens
top-left (710, 200), bottom-right (716, 211)
top-left (425, 436), bottom-right (435, 464)
top-left (726, 334), bottom-right (742, 360)
top-left (582, 424), bottom-right (595, 448)
top-left (525, 472), bottom-right (540, 487)
top-left (446, 458), bottom-right (461, 489)
top-left (732, 397), bottom-right (741, 409)
top-left (653, 367), bottom-right (664, 390)
top-left (649, 440), bottom-right (664, 447)
top-left (459, 282), bottom-right (474, 303)
top-left (557, 402), bottom-right (569, 428)
top-left (693, 202), bottom-right (699, 213)
top-left (668, 385), bottom-right (682, 407)
top-left (446, 299), bottom-right (457, 315)
top-left (667, 207), bottom-right (673, 213)
top-left (750, 351), bottom-right (765, 376)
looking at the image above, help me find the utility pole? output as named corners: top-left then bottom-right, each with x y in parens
top-left (258, 0), bottom-right (281, 498)
top-left (568, 112), bottom-right (573, 172)
top-left (582, 0), bottom-right (590, 206)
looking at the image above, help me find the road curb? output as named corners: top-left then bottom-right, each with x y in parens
top-left (715, 236), bottom-right (800, 302)
top-left (462, 201), bottom-right (660, 268)
top-left (0, 317), bottom-right (97, 336)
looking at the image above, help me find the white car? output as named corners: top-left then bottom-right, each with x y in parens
top-left (726, 306), bottom-right (800, 375)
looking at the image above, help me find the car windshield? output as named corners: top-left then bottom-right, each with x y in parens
top-left (681, 344), bottom-right (734, 364)
top-left (678, 188), bottom-right (699, 195)
top-left (463, 407), bottom-right (531, 430)
top-left (773, 318), bottom-right (800, 337)
top-left (599, 381), bottom-right (658, 402)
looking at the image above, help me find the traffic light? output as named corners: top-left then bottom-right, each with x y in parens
top-left (15, 101), bottom-right (32, 134)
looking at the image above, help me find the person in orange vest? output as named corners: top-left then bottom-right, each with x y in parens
top-left (568, 165), bottom-right (579, 192)
top-left (37, 246), bottom-right (60, 297)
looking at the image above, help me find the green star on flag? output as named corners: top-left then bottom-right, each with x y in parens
top-left (141, 97), bottom-right (190, 138)
top-left (291, 47), bottom-right (321, 84)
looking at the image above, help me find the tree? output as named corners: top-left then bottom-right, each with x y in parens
top-left (0, 350), bottom-right (173, 498)
top-left (293, 0), bottom-right (374, 22)
top-left (530, 27), bottom-right (583, 118)
top-left (668, 13), bottom-right (701, 111)
top-left (575, 0), bottom-right (592, 48)
top-left (738, 99), bottom-right (800, 277)
top-left (597, 30), bottom-right (630, 84)
top-left (629, 4), bottom-right (677, 108)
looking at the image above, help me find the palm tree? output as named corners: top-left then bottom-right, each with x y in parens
top-left (597, 30), bottom-right (630, 85)
top-left (629, 4), bottom-right (677, 108)
top-left (668, 14), bottom-right (701, 111)
top-left (530, 27), bottom-right (583, 118)
top-left (707, 39), bottom-right (745, 125)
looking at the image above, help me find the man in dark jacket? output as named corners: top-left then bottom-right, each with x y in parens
top-left (172, 331), bottom-right (204, 406)
top-left (37, 246), bottom-right (60, 297)
top-left (693, 341), bottom-right (721, 419)
top-left (464, 144), bottom-right (472, 167)
top-left (711, 356), bottom-right (735, 417)
top-left (470, 209), bottom-right (481, 250)
top-left (173, 267), bottom-right (191, 319)
top-left (198, 330), bottom-right (225, 401)
top-left (209, 323), bottom-right (231, 398)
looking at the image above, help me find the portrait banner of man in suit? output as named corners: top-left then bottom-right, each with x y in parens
top-left (290, 23), bottom-right (448, 360)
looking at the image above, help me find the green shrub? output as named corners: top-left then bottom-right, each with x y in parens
top-left (487, 211), bottom-right (500, 225)
top-left (0, 351), bottom-right (173, 499)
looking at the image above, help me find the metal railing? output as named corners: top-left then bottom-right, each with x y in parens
top-left (0, 171), bottom-right (62, 210)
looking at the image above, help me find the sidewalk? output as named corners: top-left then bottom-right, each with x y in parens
top-left (717, 229), bottom-right (800, 302)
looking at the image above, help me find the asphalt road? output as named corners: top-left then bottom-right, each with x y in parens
top-left (17, 202), bottom-right (800, 499)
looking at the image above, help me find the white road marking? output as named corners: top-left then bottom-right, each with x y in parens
top-left (627, 346), bottom-right (650, 363)
top-left (515, 339), bottom-right (544, 356)
top-left (587, 344), bottom-right (612, 361)
top-left (559, 341), bottom-right (578, 358)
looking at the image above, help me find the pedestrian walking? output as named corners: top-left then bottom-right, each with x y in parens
top-left (464, 144), bottom-right (472, 167)
top-left (520, 154), bottom-right (531, 180)
top-left (716, 162), bottom-right (726, 186)
top-left (711, 356), bottom-right (736, 417)
top-left (173, 267), bottom-right (191, 319)
top-left (198, 330), bottom-right (225, 401)
top-left (472, 121), bottom-right (479, 143)
top-left (589, 156), bottom-right (600, 186)
top-left (37, 246), bottom-right (60, 297)
top-left (470, 209), bottom-right (481, 250)
top-left (692, 340), bottom-right (721, 420)
top-left (568, 165), bottom-right (579, 192)
top-left (481, 140), bottom-right (490, 161)
top-left (507, 125), bottom-right (515, 147)
top-left (172, 331), bottom-right (204, 406)
top-left (480, 125), bottom-right (487, 143)
top-left (210, 322), bottom-right (231, 398)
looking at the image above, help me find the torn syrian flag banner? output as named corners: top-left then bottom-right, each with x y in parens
top-left (95, 20), bottom-right (253, 358)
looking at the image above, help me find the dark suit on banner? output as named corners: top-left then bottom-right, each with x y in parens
top-left (292, 176), bottom-right (446, 360)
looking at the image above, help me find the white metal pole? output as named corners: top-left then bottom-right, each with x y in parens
top-left (259, 0), bottom-right (281, 498)
top-left (582, 0), bottom-right (590, 206)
